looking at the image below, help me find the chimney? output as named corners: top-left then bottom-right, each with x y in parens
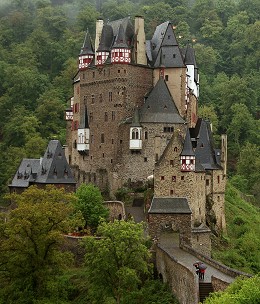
top-left (95, 18), bottom-right (104, 64)
top-left (134, 16), bottom-right (147, 65)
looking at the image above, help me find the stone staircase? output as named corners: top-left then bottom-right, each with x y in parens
top-left (199, 282), bottom-right (214, 303)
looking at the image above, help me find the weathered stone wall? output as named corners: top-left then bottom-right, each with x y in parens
top-left (211, 276), bottom-right (230, 292)
top-left (154, 129), bottom-right (207, 226)
top-left (104, 201), bottom-right (125, 221)
top-left (148, 213), bottom-right (192, 247)
top-left (67, 64), bottom-right (154, 192)
top-left (191, 229), bottom-right (212, 257)
top-left (156, 245), bottom-right (199, 304)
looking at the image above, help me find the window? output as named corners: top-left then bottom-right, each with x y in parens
top-left (112, 111), bottom-right (115, 121)
top-left (89, 112), bottom-right (93, 122)
top-left (132, 128), bottom-right (139, 140)
top-left (174, 147), bottom-right (178, 152)
top-left (170, 160), bottom-right (174, 166)
top-left (144, 131), bottom-right (148, 139)
top-left (164, 127), bottom-right (174, 132)
top-left (161, 176), bottom-right (165, 180)
top-left (165, 75), bottom-right (169, 81)
top-left (109, 91), bottom-right (113, 102)
top-left (92, 71), bottom-right (95, 78)
top-left (104, 112), bottom-right (108, 121)
top-left (155, 154), bottom-right (159, 162)
top-left (83, 95), bottom-right (87, 103)
top-left (101, 133), bottom-right (105, 143)
top-left (173, 54), bottom-right (176, 58)
top-left (170, 190), bottom-right (174, 195)
top-left (99, 93), bottom-right (103, 102)
top-left (91, 94), bottom-right (95, 104)
top-left (91, 135), bottom-right (94, 143)
top-left (118, 69), bottom-right (120, 73)
top-left (144, 157), bottom-right (147, 162)
top-left (168, 35), bottom-right (171, 39)
top-left (111, 159), bottom-right (113, 163)
top-left (111, 139), bottom-right (114, 144)
top-left (217, 175), bottom-right (220, 183)
top-left (172, 176), bottom-right (176, 182)
top-left (181, 176), bottom-right (184, 180)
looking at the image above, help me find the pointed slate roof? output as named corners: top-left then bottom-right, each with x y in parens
top-left (139, 78), bottom-right (185, 124)
top-left (181, 128), bottom-right (195, 156)
top-left (97, 24), bottom-right (114, 52)
top-left (182, 44), bottom-right (199, 83)
top-left (9, 159), bottom-right (40, 188)
top-left (192, 119), bottom-right (221, 170)
top-left (183, 45), bottom-right (197, 66)
top-left (148, 197), bottom-right (192, 214)
top-left (9, 140), bottom-right (76, 189)
top-left (36, 140), bottom-right (75, 184)
top-left (80, 30), bottom-right (94, 56)
top-left (108, 17), bottom-right (134, 43)
top-left (131, 108), bottom-right (141, 127)
top-left (112, 23), bottom-right (129, 48)
top-left (147, 21), bottom-right (185, 68)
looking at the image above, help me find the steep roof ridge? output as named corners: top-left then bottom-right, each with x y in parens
top-left (131, 108), bottom-right (141, 127)
top-left (97, 24), bottom-right (113, 52)
top-left (80, 30), bottom-right (95, 55)
top-left (151, 22), bottom-right (185, 68)
top-left (181, 128), bottom-right (195, 156)
top-left (194, 119), bottom-right (220, 170)
top-left (35, 140), bottom-right (76, 184)
top-left (112, 23), bottom-right (129, 48)
top-left (139, 77), bottom-right (185, 124)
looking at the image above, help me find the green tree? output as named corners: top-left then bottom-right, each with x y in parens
top-left (83, 220), bottom-right (152, 303)
top-left (0, 185), bottom-right (82, 303)
top-left (237, 142), bottom-right (260, 193)
top-left (204, 275), bottom-right (260, 304)
top-left (75, 183), bottom-right (109, 229)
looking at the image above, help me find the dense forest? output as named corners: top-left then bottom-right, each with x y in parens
top-left (0, 0), bottom-right (259, 301)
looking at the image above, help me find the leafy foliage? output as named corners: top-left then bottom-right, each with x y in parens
top-left (82, 220), bottom-right (152, 303)
top-left (0, 185), bottom-right (82, 303)
top-left (212, 182), bottom-right (260, 274)
top-left (203, 275), bottom-right (260, 304)
top-left (75, 183), bottom-right (109, 229)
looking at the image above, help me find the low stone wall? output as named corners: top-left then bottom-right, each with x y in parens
top-left (212, 276), bottom-right (230, 292)
top-left (156, 245), bottom-right (199, 304)
top-left (181, 244), bottom-right (252, 279)
top-left (104, 200), bottom-right (125, 221)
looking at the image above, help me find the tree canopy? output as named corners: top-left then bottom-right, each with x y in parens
top-left (82, 220), bottom-right (152, 303)
top-left (0, 185), bottom-right (82, 303)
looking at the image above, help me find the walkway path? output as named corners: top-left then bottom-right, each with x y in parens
top-left (159, 232), bottom-right (235, 284)
top-left (125, 201), bottom-right (235, 285)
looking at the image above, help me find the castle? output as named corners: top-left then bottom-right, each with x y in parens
top-left (65, 16), bottom-right (227, 254)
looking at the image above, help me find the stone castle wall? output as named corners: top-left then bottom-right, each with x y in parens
top-left (156, 245), bottom-right (199, 304)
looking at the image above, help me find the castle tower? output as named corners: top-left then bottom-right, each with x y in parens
top-left (96, 24), bottom-right (113, 65)
top-left (149, 22), bottom-right (187, 118)
top-left (180, 128), bottom-right (195, 171)
top-left (78, 30), bottom-right (95, 70)
top-left (111, 24), bottom-right (131, 64)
